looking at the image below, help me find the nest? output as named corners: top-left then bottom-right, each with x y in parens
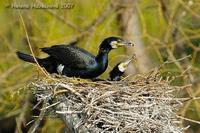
top-left (29, 71), bottom-right (185, 133)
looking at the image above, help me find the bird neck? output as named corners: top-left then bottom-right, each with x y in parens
top-left (96, 49), bottom-right (109, 69)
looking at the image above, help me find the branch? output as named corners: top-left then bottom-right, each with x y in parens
top-left (27, 100), bottom-right (47, 133)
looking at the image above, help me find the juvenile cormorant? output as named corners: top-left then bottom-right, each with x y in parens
top-left (109, 55), bottom-right (135, 81)
top-left (16, 37), bottom-right (133, 79)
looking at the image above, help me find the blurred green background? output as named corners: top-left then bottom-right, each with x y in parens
top-left (0, 0), bottom-right (200, 132)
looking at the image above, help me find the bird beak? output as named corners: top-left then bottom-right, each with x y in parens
top-left (122, 55), bottom-right (136, 67)
top-left (123, 59), bottom-right (132, 68)
top-left (116, 40), bottom-right (134, 47)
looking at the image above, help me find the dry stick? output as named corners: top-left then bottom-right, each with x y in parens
top-left (163, 54), bottom-right (191, 65)
top-left (144, 55), bottom-right (192, 83)
top-left (26, 120), bottom-right (35, 127)
top-left (32, 100), bottom-right (43, 110)
top-left (0, 64), bottom-right (21, 84)
top-left (78, 1), bottom-right (116, 42)
top-left (177, 27), bottom-right (199, 85)
top-left (18, 4), bottom-right (124, 132)
top-left (19, 13), bottom-right (50, 78)
top-left (177, 0), bottom-right (200, 19)
top-left (137, 97), bottom-right (191, 101)
top-left (19, 13), bottom-right (62, 132)
top-left (159, 55), bottom-right (192, 81)
top-left (35, 0), bottom-right (117, 63)
top-left (158, 0), bottom-right (179, 40)
top-left (158, 0), bottom-right (198, 86)
top-left (57, 83), bottom-right (86, 102)
top-left (176, 115), bottom-right (200, 125)
top-left (28, 100), bottom-right (48, 133)
top-left (158, 0), bottom-right (169, 22)
top-left (35, 0), bottom-right (81, 32)
top-left (32, 75), bottom-right (184, 132)
top-left (19, 13), bottom-right (61, 83)
top-left (162, 13), bottom-right (196, 120)
top-left (69, 1), bottom-right (115, 41)
top-left (84, 1), bottom-right (115, 32)
top-left (0, 32), bottom-right (17, 58)
top-left (157, 0), bottom-right (186, 72)
top-left (179, 29), bottom-right (200, 51)
top-left (175, 28), bottom-right (198, 99)
top-left (165, 40), bottom-right (193, 99)
top-left (119, 0), bottom-right (151, 73)
top-left (138, 6), bottom-right (164, 63)
top-left (174, 35), bottom-right (200, 50)
top-left (39, 0), bottom-right (115, 42)
top-left (159, 0), bottom-right (195, 101)
top-left (45, 10), bottom-right (82, 32)
top-left (15, 93), bottom-right (32, 133)
top-left (40, 101), bottom-right (61, 110)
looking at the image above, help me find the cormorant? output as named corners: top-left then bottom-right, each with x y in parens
top-left (109, 55), bottom-right (135, 81)
top-left (16, 37), bottom-right (133, 79)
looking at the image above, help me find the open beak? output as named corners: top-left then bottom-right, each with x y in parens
top-left (116, 40), bottom-right (134, 47)
top-left (122, 54), bottom-right (136, 68)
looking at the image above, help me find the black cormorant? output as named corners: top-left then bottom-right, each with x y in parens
top-left (109, 55), bottom-right (135, 81)
top-left (16, 37), bottom-right (133, 79)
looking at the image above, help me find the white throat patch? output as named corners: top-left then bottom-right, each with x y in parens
top-left (57, 64), bottom-right (64, 74)
top-left (118, 63), bottom-right (126, 72)
top-left (110, 41), bottom-right (118, 49)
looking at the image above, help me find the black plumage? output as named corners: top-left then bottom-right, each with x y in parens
top-left (16, 37), bottom-right (133, 79)
top-left (109, 56), bottom-right (135, 81)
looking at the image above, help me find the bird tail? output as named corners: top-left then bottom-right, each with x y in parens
top-left (16, 51), bottom-right (40, 64)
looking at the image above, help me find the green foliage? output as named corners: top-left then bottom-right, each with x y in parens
top-left (0, 0), bottom-right (200, 132)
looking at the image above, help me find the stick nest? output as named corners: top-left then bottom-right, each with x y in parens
top-left (29, 71), bottom-right (185, 133)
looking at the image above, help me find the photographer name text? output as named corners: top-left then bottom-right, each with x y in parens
top-left (5, 2), bottom-right (74, 9)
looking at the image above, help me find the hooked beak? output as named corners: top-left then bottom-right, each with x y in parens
top-left (122, 54), bottom-right (136, 67)
top-left (116, 40), bottom-right (134, 47)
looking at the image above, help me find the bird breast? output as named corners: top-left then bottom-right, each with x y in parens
top-left (57, 64), bottom-right (65, 74)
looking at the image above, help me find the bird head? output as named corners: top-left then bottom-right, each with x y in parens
top-left (118, 55), bottom-right (136, 72)
top-left (99, 37), bottom-right (134, 51)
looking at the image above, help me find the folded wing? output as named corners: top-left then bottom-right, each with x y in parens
top-left (41, 44), bottom-right (96, 70)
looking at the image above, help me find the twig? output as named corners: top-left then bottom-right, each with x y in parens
top-left (30, 74), bottom-right (186, 132)
top-left (15, 93), bottom-right (32, 133)
top-left (36, 0), bottom-right (82, 32)
top-left (28, 100), bottom-right (48, 133)
top-left (19, 13), bottom-right (50, 78)
top-left (163, 54), bottom-right (191, 64)
top-left (40, 101), bottom-right (60, 110)
top-left (176, 115), bottom-right (200, 125)
top-left (177, 0), bottom-right (200, 19)
top-left (158, 0), bottom-right (169, 22)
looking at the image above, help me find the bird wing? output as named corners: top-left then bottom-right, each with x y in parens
top-left (41, 44), bottom-right (96, 69)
